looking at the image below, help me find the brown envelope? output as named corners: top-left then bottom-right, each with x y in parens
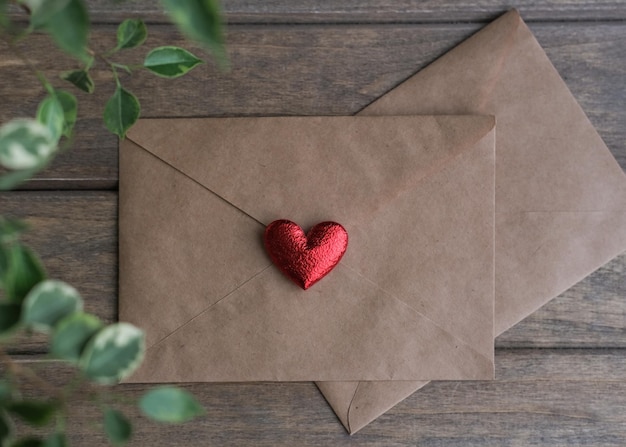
top-left (118, 115), bottom-right (497, 382)
top-left (316, 9), bottom-right (626, 433)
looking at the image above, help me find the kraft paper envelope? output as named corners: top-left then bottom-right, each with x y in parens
top-left (316, 9), bottom-right (626, 433)
top-left (119, 115), bottom-right (496, 382)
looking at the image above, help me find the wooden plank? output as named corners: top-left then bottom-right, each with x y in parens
top-left (5, 349), bottom-right (626, 445)
top-left (1, 22), bottom-right (624, 189)
top-left (9, 0), bottom-right (626, 24)
top-left (1, 192), bottom-right (117, 353)
top-left (2, 191), bottom-right (625, 353)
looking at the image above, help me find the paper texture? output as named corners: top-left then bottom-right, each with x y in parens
top-left (119, 115), bottom-right (496, 382)
top-left (316, 9), bottom-right (626, 433)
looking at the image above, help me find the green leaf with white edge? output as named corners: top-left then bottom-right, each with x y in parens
top-left (42, 433), bottom-right (66, 447)
top-left (36, 95), bottom-right (64, 141)
top-left (103, 86), bottom-right (140, 139)
top-left (143, 46), bottom-right (203, 78)
top-left (0, 304), bottom-right (22, 339)
top-left (11, 437), bottom-right (43, 447)
top-left (61, 69), bottom-right (94, 94)
top-left (0, 119), bottom-right (57, 170)
top-left (45, 0), bottom-right (90, 62)
top-left (116, 19), bottom-right (147, 50)
top-left (139, 387), bottom-right (205, 423)
top-left (160, 0), bottom-right (227, 68)
top-left (21, 280), bottom-right (83, 331)
top-left (3, 244), bottom-right (46, 303)
top-left (7, 401), bottom-right (56, 427)
top-left (104, 408), bottom-right (132, 446)
top-left (19, 0), bottom-right (71, 28)
top-left (50, 312), bottom-right (102, 362)
top-left (79, 323), bottom-right (145, 384)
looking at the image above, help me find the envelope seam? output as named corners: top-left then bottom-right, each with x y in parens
top-left (338, 263), bottom-right (494, 367)
top-left (373, 122), bottom-right (496, 219)
top-left (125, 137), bottom-right (268, 228)
top-left (345, 381), bottom-right (361, 434)
top-left (144, 265), bottom-right (273, 352)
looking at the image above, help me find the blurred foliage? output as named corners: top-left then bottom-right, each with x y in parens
top-left (0, 1), bottom-right (226, 445)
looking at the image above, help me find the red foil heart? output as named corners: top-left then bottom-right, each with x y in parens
top-left (264, 220), bottom-right (349, 290)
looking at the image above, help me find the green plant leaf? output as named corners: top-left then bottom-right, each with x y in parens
top-left (20, 0), bottom-right (71, 28)
top-left (10, 437), bottom-right (43, 447)
top-left (104, 408), bottom-right (132, 445)
top-left (45, 0), bottom-right (89, 62)
top-left (79, 323), bottom-right (145, 384)
top-left (36, 90), bottom-right (77, 140)
top-left (116, 19), bottom-right (147, 50)
top-left (55, 90), bottom-right (78, 137)
top-left (36, 95), bottom-right (64, 141)
top-left (139, 387), bottom-right (204, 423)
top-left (160, 0), bottom-right (227, 67)
top-left (7, 401), bottom-right (56, 427)
top-left (21, 280), bottom-right (83, 331)
top-left (2, 244), bottom-right (46, 303)
top-left (103, 86), bottom-right (140, 139)
top-left (60, 69), bottom-right (94, 94)
top-left (0, 411), bottom-right (12, 444)
top-left (0, 119), bottom-right (57, 170)
top-left (143, 46), bottom-right (203, 78)
top-left (50, 312), bottom-right (102, 362)
top-left (42, 433), bottom-right (66, 447)
top-left (0, 303), bottom-right (21, 338)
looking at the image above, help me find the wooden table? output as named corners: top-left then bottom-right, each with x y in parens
top-left (2, 1), bottom-right (625, 445)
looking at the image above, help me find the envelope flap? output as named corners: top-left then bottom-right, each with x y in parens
top-left (126, 115), bottom-right (495, 228)
top-left (364, 9), bottom-right (626, 214)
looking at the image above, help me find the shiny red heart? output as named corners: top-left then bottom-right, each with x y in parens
top-left (264, 220), bottom-right (349, 290)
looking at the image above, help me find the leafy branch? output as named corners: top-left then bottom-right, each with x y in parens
top-left (0, 0), bottom-right (227, 445)
top-left (0, 0), bottom-right (226, 189)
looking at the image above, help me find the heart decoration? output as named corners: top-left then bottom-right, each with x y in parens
top-left (264, 219), bottom-right (349, 290)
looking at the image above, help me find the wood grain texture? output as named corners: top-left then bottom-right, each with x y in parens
top-left (2, 2), bottom-right (626, 444)
top-left (19, 0), bottom-right (626, 24)
top-left (7, 349), bottom-right (626, 446)
top-left (2, 192), bottom-right (625, 353)
top-left (1, 22), bottom-right (625, 189)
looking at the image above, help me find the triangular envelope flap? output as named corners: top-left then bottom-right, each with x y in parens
top-left (316, 381), bottom-right (429, 434)
top-left (119, 138), bottom-right (270, 349)
top-left (363, 9), bottom-right (626, 214)
top-left (128, 264), bottom-right (494, 382)
top-left (126, 115), bottom-right (495, 228)
top-left (343, 128), bottom-right (495, 359)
